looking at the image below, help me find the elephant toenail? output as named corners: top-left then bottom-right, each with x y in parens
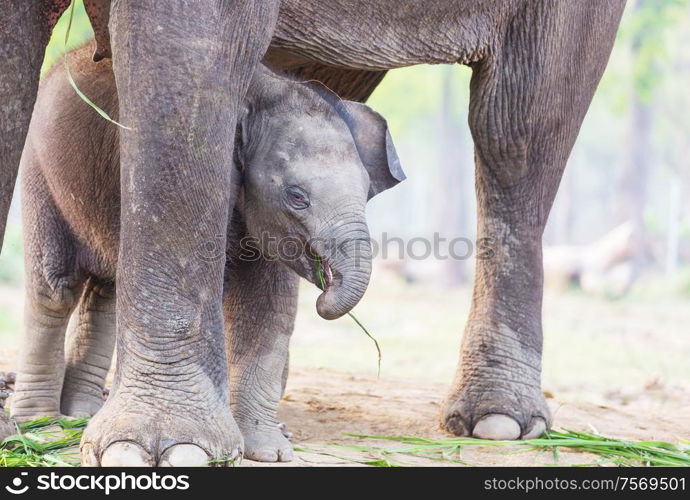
top-left (523, 417), bottom-right (547, 440)
top-left (159, 444), bottom-right (209, 467)
top-left (444, 413), bottom-right (470, 437)
top-left (101, 441), bottom-right (154, 467)
top-left (472, 414), bottom-right (521, 440)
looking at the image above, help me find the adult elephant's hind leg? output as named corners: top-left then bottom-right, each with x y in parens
top-left (80, 1), bottom-right (280, 467)
top-left (442, 1), bottom-right (625, 439)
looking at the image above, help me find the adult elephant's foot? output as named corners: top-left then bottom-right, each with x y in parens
top-left (441, 319), bottom-right (551, 440)
top-left (239, 421), bottom-right (293, 462)
top-left (80, 391), bottom-right (243, 467)
top-left (442, 384), bottom-right (550, 440)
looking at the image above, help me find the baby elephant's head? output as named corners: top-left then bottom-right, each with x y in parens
top-left (236, 69), bottom-right (404, 320)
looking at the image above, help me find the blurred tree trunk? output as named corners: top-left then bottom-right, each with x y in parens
top-left (548, 156), bottom-right (577, 245)
top-left (664, 177), bottom-right (681, 276)
top-left (435, 66), bottom-right (470, 286)
top-left (663, 37), bottom-right (690, 275)
top-left (616, 95), bottom-right (651, 231)
top-left (614, 0), bottom-right (655, 279)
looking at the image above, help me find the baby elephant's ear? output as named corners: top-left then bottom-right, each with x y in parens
top-left (341, 101), bottom-right (406, 200)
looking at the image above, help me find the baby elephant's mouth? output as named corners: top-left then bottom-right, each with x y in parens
top-left (305, 243), bottom-right (335, 290)
top-left (319, 257), bottom-right (334, 289)
top-left (303, 237), bottom-right (368, 321)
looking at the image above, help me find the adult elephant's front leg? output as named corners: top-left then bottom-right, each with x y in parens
top-left (0, 0), bottom-right (70, 439)
top-left (0, 1), bottom-right (69, 250)
top-left (442, 1), bottom-right (625, 439)
top-left (80, 1), bottom-right (279, 467)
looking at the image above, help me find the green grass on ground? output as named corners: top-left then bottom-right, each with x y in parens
top-left (331, 430), bottom-right (690, 467)
top-left (2, 416), bottom-right (688, 467)
top-left (0, 417), bottom-right (87, 467)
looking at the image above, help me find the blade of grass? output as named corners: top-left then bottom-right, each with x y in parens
top-left (315, 256), bottom-right (381, 376)
top-left (294, 444), bottom-right (402, 466)
top-left (63, 0), bottom-right (131, 130)
top-left (346, 312), bottom-right (381, 377)
top-left (343, 429), bottom-right (690, 467)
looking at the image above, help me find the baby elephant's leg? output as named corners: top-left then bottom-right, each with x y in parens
top-left (225, 258), bottom-right (298, 462)
top-left (12, 278), bottom-right (82, 421)
top-left (61, 278), bottom-right (116, 417)
top-left (12, 173), bottom-right (83, 421)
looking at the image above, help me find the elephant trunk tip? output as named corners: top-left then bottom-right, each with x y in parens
top-left (315, 260), bottom-right (347, 319)
top-left (316, 289), bottom-right (348, 320)
top-left (309, 227), bottom-right (372, 320)
top-left (315, 261), bottom-right (371, 320)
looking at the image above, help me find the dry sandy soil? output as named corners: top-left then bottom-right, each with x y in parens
top-left (260, 367), bottom-right (689, 467)
top-left (1, 358), bottom-right (686, 467)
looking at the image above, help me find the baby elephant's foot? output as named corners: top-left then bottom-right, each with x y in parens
top-left (241, 423), bottom-right (293, 462)
top-left (60, 391), bottom-right (105, 418)
top-left (61, 366), bottom-right (109, 417)
top-left (278, 422), bottom-right (293, 439)
top-left (0, 412), bottom-right (14, 438)
top-left (10, 390), bottom-right (62, 423)
top-left (10, 407), bottom-right (61, 423)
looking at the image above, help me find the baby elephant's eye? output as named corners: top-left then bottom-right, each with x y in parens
top-left (285, 186), bottom-right (310, 210)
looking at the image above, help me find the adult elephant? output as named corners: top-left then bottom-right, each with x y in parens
top-left (0, 0), bottom-right (626, 465)
top-left (265, 0), bottom-right (627, 441)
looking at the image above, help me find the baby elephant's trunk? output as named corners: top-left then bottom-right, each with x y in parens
top-left (314, 216), bottom-right (372, 320)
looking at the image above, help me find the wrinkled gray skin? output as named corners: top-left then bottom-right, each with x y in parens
top-left (0, 0), bottom-right (626, 464)
top-left (11, 45), bottom-right (402, 463)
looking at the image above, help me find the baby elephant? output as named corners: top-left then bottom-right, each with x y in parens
top-left (12, 45), bottom-right (403, 463)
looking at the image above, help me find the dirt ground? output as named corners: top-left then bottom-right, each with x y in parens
top-left (1, 358), bottom-right (686, 467)
top-left (257, 367), bottom-right (688, 467)
top-left (1, 270), bottom-right (690, 466)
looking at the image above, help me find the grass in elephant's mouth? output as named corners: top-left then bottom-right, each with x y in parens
top-left (314, 257), bottom-right (381, 376)
top-left (334, 430), bottom-right (690, 467)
